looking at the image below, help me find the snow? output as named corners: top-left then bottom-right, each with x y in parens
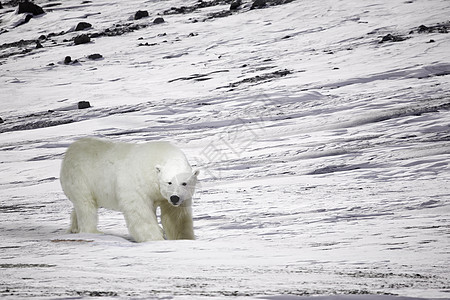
top-left (1, 0), bottom-right (449, 299)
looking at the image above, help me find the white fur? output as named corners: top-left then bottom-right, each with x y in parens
top-left (60, 138), bottom-right (199, 242)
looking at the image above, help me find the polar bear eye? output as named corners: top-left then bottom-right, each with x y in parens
top-left (182, 182), bottom-right (187, 186)
top-left (168, 182), bottom-right (172, 185)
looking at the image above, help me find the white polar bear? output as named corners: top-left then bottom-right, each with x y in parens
top-left (60, 137), bottom-right (199, 242)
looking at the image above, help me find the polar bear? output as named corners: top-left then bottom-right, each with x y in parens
top-left (60, 137), bottom-right (199, 242)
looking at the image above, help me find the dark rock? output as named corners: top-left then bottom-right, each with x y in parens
top-left (251, 0), bottom-right (267, 9)
top-left (380, 33), bottom-right (407, 43)
top-left (163, 52), bottom-right (188, 59)
top-left (18, 0), bottom-right (44, 15)
top-left (138, 42), bottom-right (158, 47)
top-left (35, 40), bottom-right (43, 48)
top-left (380, 34), bottom-right (392, 42)
top-left (153, 17), bottom-right (165, 24)
top-left (168, 69), bottom-right (229, 83)
top-left (427, 39), bottom-right (435, 43)
top-left (207, 10), bottom-right (232, 20)
top-left (75, 22), bottom-right (92, 31)
top-left (0, 117), bottom-right (3, 124)
top-left (437, 26), bottom-right (448, 33)
top-left (7, 119), bottom-right (74, 132)
top-left (134, 10), bottom-right (149, 20)
top-left (222, 69), bottom-right (292, 89)
top-left (0, 2), bottom-right (3, 9)
top-left (230, 0), bottom-right (242, 10)
top-left (417, 23), bottom-right (449, 34)
top-left (64, 56), bottom-right (72, 64)
top-left (87, 53), bottom-right (103, 60)
top-left (89, 23), bottom-right (148, 38)
top-left (418, 25), bottom-right (430, 33)
top-left (164, 6), bottom-right (191, 15)
top-left (0, 39), bottom-right (34, 50)
top-left (205, 10), bottom-right (231, 20)
top-left (164, 1), bottom-right (243, 15)
top-left (268, 0), bottom-right (295, 5)
top-left (74, 34), bottom-right (90, 45)
top-left (78, 101), bottom-right (91, 109)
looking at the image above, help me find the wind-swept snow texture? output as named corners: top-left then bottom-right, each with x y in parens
top-left (1, 0), bottom-right (449, 299)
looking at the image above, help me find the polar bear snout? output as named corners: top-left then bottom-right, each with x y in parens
top-left (170, 195), bottom-right (180, 206)
top-left (156, 166), bottom-right (200, 207)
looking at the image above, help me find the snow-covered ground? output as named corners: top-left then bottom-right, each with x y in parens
top-left (1, 0), bottom-right (449, 299)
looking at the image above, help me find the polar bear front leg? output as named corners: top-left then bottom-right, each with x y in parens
top-left (161, 205), bottom-right (195, 240)
top-left (122, 203), bottom-right (164, 242)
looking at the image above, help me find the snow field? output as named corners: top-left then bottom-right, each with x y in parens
top-left (1, 0), bottom-right (449, 298)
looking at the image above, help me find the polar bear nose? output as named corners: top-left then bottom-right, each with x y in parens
top-left (170, 195), bottom-right (180, 205)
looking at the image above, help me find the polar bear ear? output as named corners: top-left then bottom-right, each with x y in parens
top-left (193, 169), bottom-right (200, 177)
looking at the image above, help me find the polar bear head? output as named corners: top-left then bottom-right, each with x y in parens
top-left (156, 165), bottom-right (199, 207)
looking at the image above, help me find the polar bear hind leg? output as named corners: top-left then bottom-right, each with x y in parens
top-left (69, 209), bottom-right (79, 233)
top-left (69, 198), bottom-right (102, 234)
